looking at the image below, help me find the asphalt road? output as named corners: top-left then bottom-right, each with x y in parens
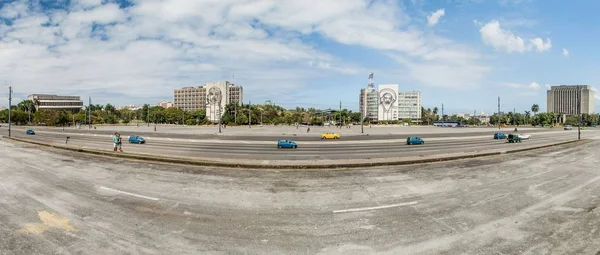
top-left (7, 129), bottom-right (585, 160)
top-left (0, 125), bottom-right (566, 141)
top-left (2, 137), bottom-right (600, 254)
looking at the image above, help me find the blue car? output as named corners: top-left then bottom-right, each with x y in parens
top-left (128, 135), bottom-right (145, 144)
top-left (406, 136), bottom-right (424, 145)
top-left (493, 132), bottom-right (506, 139)
top-left (26, 129), bottom-right (35, 135)
top-left (277, 139), bottom-right (297, 149)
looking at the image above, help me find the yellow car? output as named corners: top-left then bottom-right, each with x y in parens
top-left (321, 133), bottom-right (340, 139)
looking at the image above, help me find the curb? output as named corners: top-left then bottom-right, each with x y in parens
top-left (2, 136), bottom-right (587, 170)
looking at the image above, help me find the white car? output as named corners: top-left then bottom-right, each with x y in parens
top-left (518, 134), bottom-right (531, 140)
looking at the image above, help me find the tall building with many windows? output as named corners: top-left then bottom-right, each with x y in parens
top-left (397, 91), bottom-right (421, 123)
top-left (173, 81), bottom-right (243, 123)
top-left (547, 85), bottom-right (595, 115)
top-left (359, 88), bottom-right (378, 123)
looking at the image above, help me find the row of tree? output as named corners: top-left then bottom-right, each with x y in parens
top-left (1, 101), bottom-right (598, 127)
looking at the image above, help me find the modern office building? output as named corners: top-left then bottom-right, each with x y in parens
top-left (378, 84), bottom-right (399, 121)
top-left (397, 91), bottom-right (421, 123)
top-left (174, 81), bottom-right (243, 123)
top-left (27, 94), bottom-right (83, 112)
top-left (359, 88), bottom-right (379, 123)
top-left (547, 85), bottom-right (595, 115)
top-left (173, 86), bottom-right (206, 111)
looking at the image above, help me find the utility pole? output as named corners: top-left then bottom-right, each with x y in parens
top-left (360, 104), bottom-right (364, 134)
top-left (147, 105), bottom-right (150, 127)
top-left (218, 107), bottom-right (222, 133)
top-left (248, 100), bottom-right (251, 128)
top-left (88, 97), bottom-right (92, 129)
top-left (234, 104), bottom-right (237, 124)
top-left (8, 86), bottom-right (12, 137)
top-left (578, 85), bottom-right (581, 140)
top-left (339, 101), bottom-right (342, 129)
top-left (498, 97), bottom-right (501, 130)
top-left (441, 103), bottom-right (444, 122)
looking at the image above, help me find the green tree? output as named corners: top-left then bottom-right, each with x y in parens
top-left (531, 104), bottom-right (539, 115)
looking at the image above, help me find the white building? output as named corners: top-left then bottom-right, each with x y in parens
top-left (27, 94), bottom-right (84, 113)
top-left (397, 91), bottom-right (421, 123)
top-left (378, 84), bottom-right (399, 121)
top-left (359, 88), bottom-right (378, 123)
top-left (204, 81), bottom-right (243, 123)
top-left (157, 100), bottom-right (174, 109)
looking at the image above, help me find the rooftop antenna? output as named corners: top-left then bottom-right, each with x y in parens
top-left (368, 73), bottom-right (374, 89)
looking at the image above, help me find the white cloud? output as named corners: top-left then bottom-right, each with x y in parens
top-left (562, 48), bottom-right (569, 57)
top-left (545, 84), bottom-right (552, 90)
top-left (427, 9), bottom-right (445, 26)
top-left (530, 37), bottom-right (551, 52)
top-left (479, 20), bottom-right (551, 53)
top-left (0, 0), bottom-right (489, 106)
top-left (500, 81), bottom-right (542, 90)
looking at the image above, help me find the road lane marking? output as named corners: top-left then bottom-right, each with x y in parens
top-left (99, 186), bottom-right (160, 201)
top-left (333, 201), bottom-right (418, 213)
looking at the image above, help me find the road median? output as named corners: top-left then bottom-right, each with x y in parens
top-left (3, 136), bottom-right (588, 170)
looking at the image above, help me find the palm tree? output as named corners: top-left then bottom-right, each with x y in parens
top-left (531, 104), bottom-right (539, 115)
top-left (524, 111), bottom-right (531, 125)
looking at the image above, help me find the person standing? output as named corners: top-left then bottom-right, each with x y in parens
top-left (117, 133), bottom-right (123, 152)
top-left (112, 132), bottom-right (119, 152)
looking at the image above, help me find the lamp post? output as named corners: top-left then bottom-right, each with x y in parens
top-left (8, 86), bottom-right (12, 137)
top-left (578, 85), bottom-right (581, 140)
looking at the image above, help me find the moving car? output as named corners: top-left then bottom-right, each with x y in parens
top-left (321, 133), bottom-right (340, 139)
top-left (493, 132), bottom-right (506, 139)
top-left (277, 139), bottom-right (297, 149)
top-left (406, 136), bottom-right (424, 145)
top-left (518, 134), bottom-right (531, 140)
top-left (128, 135), bottom-right (145, 144)
top-left (507, 134), bottom-right (522, 143)
top-left (26, 129), bottom-right (35, 135)
top-left (564, 125), bottom-right (573, 130)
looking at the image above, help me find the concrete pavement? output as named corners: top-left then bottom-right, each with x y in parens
top-left (2, 137), bottom-right (600, 254)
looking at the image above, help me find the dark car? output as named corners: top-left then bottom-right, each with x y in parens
top-left (493, 132), bottom-right (506, 139)
top-left (406, 136), bottom-right (424, 145)
top-left (128, 135), bottom-right (145, 144)
top-left (277, 139), bottom-right (297, 149)
top-left (26, 129), bottom-right (35, 135)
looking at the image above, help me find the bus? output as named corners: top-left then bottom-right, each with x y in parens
top-left (433, 120), bottom-right (461, 127)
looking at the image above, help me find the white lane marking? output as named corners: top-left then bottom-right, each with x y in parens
top-left (99, 186), bottom-right (160, 201)
top-left (168, 138), bottom-right (173, 141)
top-left (333, 201), bottom-right (418, 213)
top-left (28, 165), bottom-right (47, 172)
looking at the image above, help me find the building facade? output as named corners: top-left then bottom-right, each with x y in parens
top-left (397, 91), bottom-right (421, 123)
top-left (359, 88), bottom-right (379, 123)
top-left (157, 100), bottom-right (174, 109)
top-left (27, 94), bottom-right (83, 112)
top-left (378, 84), bottom-right (399, 121)
top-left (173, 86), bottom-right (206, 111)
top-left (547, 85), bottom-right (595, 115)
top-left (174, 81), bottom-right (243, 123)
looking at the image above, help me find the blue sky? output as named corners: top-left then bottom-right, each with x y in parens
top-left (0, 0), bottom-right (599, 115)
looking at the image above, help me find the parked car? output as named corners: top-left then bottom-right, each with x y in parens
top-left (406, 136), bottom-right (424, 145)
top-left (518, 134), bottom-right (531, 140)
top-left (493, 132), bottom-right (506, 139)
top-left (26, 129), bottom-right (35, 135)
top-left (507, 134), bottom-right (522, 143)
top-left (128, 135), bottom-right (145, 144)
top-left (277, 139), bottom-right (297, 149)
top-left (564, 125), bottom-right (573, 130)
top-left (321, 133), bottom-right (340, 139)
